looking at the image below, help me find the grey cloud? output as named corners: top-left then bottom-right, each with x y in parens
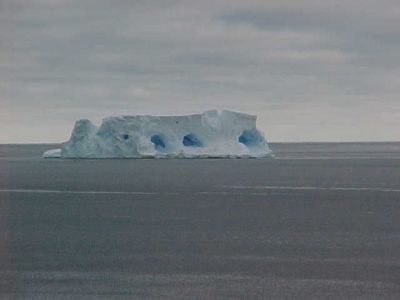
top-left (1, 0), bottom-right (400, 142)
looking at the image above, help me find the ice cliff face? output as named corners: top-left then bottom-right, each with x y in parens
top-left (43, 110), bottom-right (272, 158)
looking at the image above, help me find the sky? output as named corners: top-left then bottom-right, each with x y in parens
top-left (1, 0), bottom-right (400, 143)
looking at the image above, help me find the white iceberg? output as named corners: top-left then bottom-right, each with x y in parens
top-left (43, 110), bottom-right (272, 158)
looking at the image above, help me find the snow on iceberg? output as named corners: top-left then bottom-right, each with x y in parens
top-left (43, 110), bottom-right (273, 158)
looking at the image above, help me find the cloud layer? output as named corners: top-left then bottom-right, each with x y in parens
top-left (1, 0), bottom-right (400, 142)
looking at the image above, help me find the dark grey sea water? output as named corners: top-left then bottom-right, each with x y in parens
top-left (1, 142), bottom-right (400, 299)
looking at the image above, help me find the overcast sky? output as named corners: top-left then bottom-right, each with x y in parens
top-left (1, 0), bottom-right (400, 143)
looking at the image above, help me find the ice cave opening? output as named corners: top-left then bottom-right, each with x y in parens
top-left (238, 129), bottom-right (263, 148)
top-left (151, 135), bottom-right (166, 150)
top-left (183, 134), bottom-right (202, 147)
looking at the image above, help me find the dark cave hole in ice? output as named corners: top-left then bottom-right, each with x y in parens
top-left (183, 134), bottom-right (202, 147)
top-left (151, 135), bottom-right (166, 150)
top-left (238, 129), bottom-right (263, 147)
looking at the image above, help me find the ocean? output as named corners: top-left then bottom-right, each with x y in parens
top-left (0, 142), bottom-right (400, 299)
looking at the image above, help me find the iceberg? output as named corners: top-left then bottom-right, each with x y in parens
top-left (43, 110), bottom-right (272, 158)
